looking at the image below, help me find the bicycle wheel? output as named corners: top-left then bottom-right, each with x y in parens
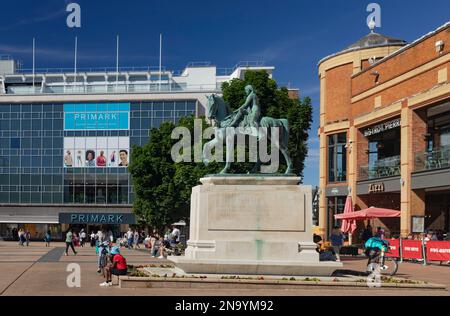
top-left (380, 258), bottom-right (398, 276)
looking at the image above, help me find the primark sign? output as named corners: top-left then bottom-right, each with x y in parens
top-left (64, 103), bottom-right (130, 130)
top-left (363, 118), bottom-right (401, 137)
top-left (59, 213), bottom-right (136, 225)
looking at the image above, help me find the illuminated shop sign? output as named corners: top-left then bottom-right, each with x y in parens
top-left (64, 103), bottom-right (130, 130)
top-left (363, 118), bottom-right (401, 137)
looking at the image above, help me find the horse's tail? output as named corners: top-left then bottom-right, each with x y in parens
top-left (280, 119), bottom-right (289, 148)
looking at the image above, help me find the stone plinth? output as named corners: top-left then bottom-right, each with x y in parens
top-left (171, 176), bottom-right (342, 276)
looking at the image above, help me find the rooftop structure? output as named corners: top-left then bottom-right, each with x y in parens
top-left (0, 59), bottom-right (274, 96)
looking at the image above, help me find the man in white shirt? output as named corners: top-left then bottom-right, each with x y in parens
top-left (171, 226), bottom-right (181, 243)
top-left (126, 229), bottom-right (133, 249)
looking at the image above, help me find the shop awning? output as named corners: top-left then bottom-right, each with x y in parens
top-left (334, 207), bottom-right (401, 221)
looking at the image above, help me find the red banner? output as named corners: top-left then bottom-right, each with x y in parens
top-left (401, 240), bottom-right (423, 260)
top-left (426, 241), bottom-right (450, 262)
top-left (384, 239), bottom-right (400, 258)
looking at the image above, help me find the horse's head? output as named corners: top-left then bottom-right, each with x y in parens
top-left (206, 94), bottom-right (232, 126)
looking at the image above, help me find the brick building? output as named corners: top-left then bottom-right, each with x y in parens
top-left (318, 22), bottom-right (450, 239)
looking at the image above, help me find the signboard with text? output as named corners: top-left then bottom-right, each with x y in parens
top-left (401, 239), bottom-right (423, 260)
top-left (64, 103), bottom-right (130, 130)
top-left (426, 241), bottom-right (450, 262)
top-left (363, 118), bottom-right (401, 137)
top-left (59, 213), bottom-right (136, 225)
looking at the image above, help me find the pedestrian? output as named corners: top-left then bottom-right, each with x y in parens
top-left (171, 225), bottom-right (181, 244)
top-left (126, 228), bottom-right (133, 249)
top-left (151, 237), bottom-right (166, 258)
top-left (65, 229), bottom-right (77, 256)
top-left (72, 232), bottom-right (79, 247)
top-left (25, 230), bottom-right (31, 247)
top-left (330, 227), bottom-right (344, 262)
top-left (134, 230), bottom-right (140, 249)
top-left (99, 246), bottom-right (128, 287)
top-left (90, 231), bottom-right (96, 247)
top-left (97, 230), bottom-right (104, 243)
top-left (80, 229), bottom-right (86, 247)
top-left (144, 234), bottom-right (151, 249)
top-left (44, 230), bottom-right (52, 247)
top-left (18, 228), bottom-right (25, 246)
top-left (361, 224), bottom-right (373, 243)
top-left (97, 241), bottom-right (110, 274)
top-left (375, 227), bottom-right (385, 239)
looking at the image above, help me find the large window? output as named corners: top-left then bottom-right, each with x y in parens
top-left (360, 119), bottom-right (401, 180)
top-left (328, 133), bottom-right (347, 183)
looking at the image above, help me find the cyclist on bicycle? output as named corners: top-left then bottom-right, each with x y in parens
top-left (364, 236), bottom-right (389, 266)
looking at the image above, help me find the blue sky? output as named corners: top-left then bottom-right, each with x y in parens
top-left (1, 0), bottom-right (449, 185)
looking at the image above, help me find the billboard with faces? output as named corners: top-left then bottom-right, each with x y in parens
top-left (63, 103), bottom-right (130, 168)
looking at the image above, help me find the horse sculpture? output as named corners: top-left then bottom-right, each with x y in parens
top-left (203, 86), bottom-right (293, 175)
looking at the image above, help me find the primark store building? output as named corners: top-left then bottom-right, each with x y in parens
top-left (0, 57), bottom-right (274, 240)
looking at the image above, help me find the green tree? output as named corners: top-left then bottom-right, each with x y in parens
top-left (222, 70), bottom-right (313, 177)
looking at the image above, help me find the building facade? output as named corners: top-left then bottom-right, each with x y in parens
top-left (318, 22), bottom-right (450, 239)
top-left (0, 59), bottom-right (274, 240)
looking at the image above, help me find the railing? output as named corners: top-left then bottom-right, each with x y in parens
top-left (4, 82), bottom-right (222, 95)
top-left (414, 145), bottom-right (450, 172)
top-left (359, 155), bottom-right (401, 181)
top-left (14, 66), bottom-right (167, 74)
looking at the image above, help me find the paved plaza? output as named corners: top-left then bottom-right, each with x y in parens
top-left (0, 241), bottom-right (448, 296)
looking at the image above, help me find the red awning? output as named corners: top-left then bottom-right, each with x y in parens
top-left (334, 207), bottom-right (401, 221)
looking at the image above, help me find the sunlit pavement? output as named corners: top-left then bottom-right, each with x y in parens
top-left (0, 241), bottom-right (448, 296)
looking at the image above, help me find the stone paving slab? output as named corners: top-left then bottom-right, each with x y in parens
top-left (0, 256), bottom-right (42, 262)
top-left (0, 262), bottom-right (35, 294)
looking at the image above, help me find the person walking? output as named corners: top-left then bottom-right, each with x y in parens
top-left (90, 231), bottom-right (96, 247)
top-left (134, 230), bottom-right (140, 249)
top-left (126, 228), bottom-right (133, 249)
top-left (80, 229), bottom-right (86, 247)
top-left (65, 229), bottom-right (77, 256)
top-left (330, 227), bottom-right (345, 262)
top-left (18, 229), bottom-right (25, 246)
top-left (44, 230), bottom-right (52, 247)
top-left (25, 230), bottom-right (31, 247)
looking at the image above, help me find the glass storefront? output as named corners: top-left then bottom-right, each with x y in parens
top-left (0, 101), bottom-right (196, 205)
top-left (0, 223), bottom-right (62, 241)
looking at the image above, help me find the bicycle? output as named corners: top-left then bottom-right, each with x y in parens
top-left (366, 246), bottom-right (399, 277)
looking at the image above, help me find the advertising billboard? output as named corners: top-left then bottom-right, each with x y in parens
top-left (63, 103), bottom-right (131, 168)
top-left (64, 137), bottom-right (129, 167)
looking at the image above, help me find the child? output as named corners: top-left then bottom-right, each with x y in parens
top-left (44, 230), bottom-right (52, 247)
